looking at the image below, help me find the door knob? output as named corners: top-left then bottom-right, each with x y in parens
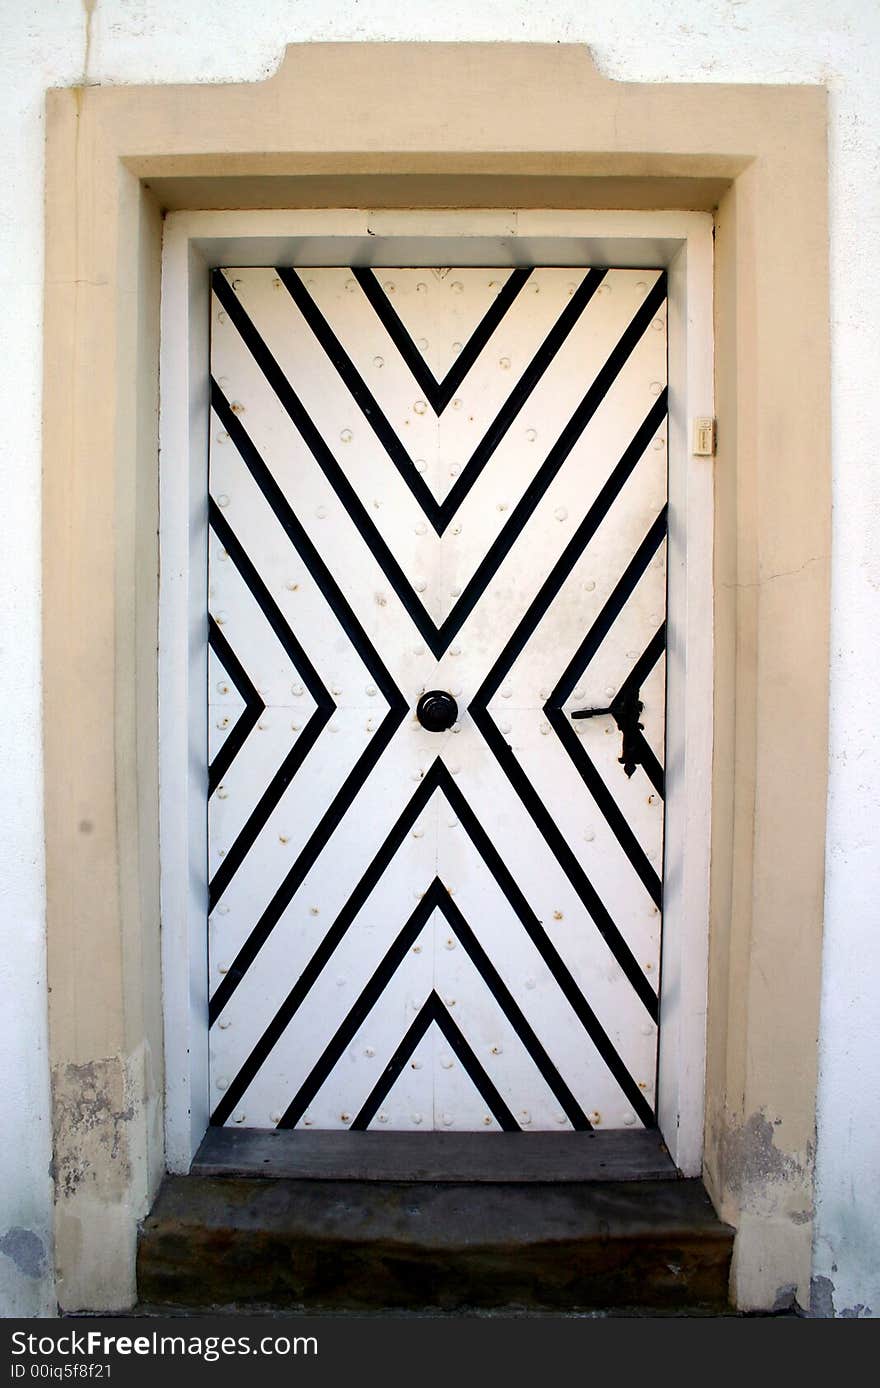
top-left (416, 690), bottom-right (459, 732)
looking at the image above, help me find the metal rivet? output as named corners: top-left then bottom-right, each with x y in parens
top-left (442, 1113), bottom-right (454, 1126)
top-left (216, 1077), bottom-right (228, 1089)
top-left (309, 906), bottom-right (319, 916)
top-left (452, 398), bottom-right (462, 409)
top-left (217, 311), bottom-right (228, 324)
top-left (364, 1046), bottom-right (375, 1058)
top-left (413, 645), bottom-right (425, 656)
top-left (340, 1112), bottom-right (351, 1122)
top-left (414, 459), bottom-right (427, 473)
top-left (270, 1111), bottom-right (282, 1123)
top-left (450, 644), bottom-right (461, 656)
top-left (642, 1023), bottom-right (653, 1037)
top-left (573, 688), bottom-right (585, 701)
top-left (584, 580), bottom-right (596, 592)
top-left (216, 493), bottom-right (230, 507)
top-left (553, 909), bottom-right (564, 921)
top-left (497, 501), bottom-right (508, 512)
top-left (328, 724), bottom-right (339, 733)
top-left (216, 717), bottom-right (230, 730)
top-left (278, 833), bottom-right (289, 844)
top-left (539, 721), bottom-right (550, 735)
top-left (520, 1111), bottom-right (532, 1125)
top-left (217, 905), bottom-right (230, 916)
top-left (412, 944), bottom-right (422, 953)
top-left (449, 764), bottom-right (461, 775)
top-left (373, 355), bottom-right (384, 368)
top-left (378, 1112), bottom-right (389, 1124)
top-left (331, 685), bottom-right (342, 695)
top-left (451, 585), bottom-right (462, 598)
top-left (444, 997), bottom-right (456, 1007)
top-left (286, 581), bottom-right (299, 592)
top-left (636, 280), bottom-right (648, 294)
top-left (525, 978), bottom-right (536, 990)
top-left (652, 318), bottom-right (665, 331)
top-left (217, 786), bottom-right (228, 799)
top-left (605, 686), bottom-right (616, 699)
top-left (451, 281), bottom-right (463, 294)
top-left (217, 847), bottom-right (226, 857)
top-left (653, 436), bottom-right (666, 451)
top-left (218, 1019), bottom-right (231, 1030)
top-left (413, 400), bottom-right (427, 415)
top-left (373, 498), bottom-right (381, 509)
top-left (315, 505), bottom-right (327, 519)
top-left (234, 1113), bottom-right (246, 1124)
top-left (591, 1111), bottom-right (602, 1125)
top-left (412, 826), bottom-right (424, 839)
top-left (585, 828), bottom-right (595, 842)
top-left (490, 1044), bottom-right (503, 1055)
top-left (525, 428), bottom-right (537, 442)
top-left (340, 428), bottom-right (353, 443)
top-left (447, 818), bottom-right (458, 828)
top-left (441, 1056), bottom-right (454, 1070)
top-left (624, 1113), bottom-right (636, 1127)
top-left (414, 577), bottom-right (427, 592)
top-left (257, 720), bottom-right (269, 730)
top-left (649, 381), bottom-right (663, 397)
top-left (483, 1115), bottom-right (493, 1126)
top-left (501, 687), bottom-right (512, 699)
top-left (451, 343), bottom-right (462, 355)
top-left (290, 722), bottom-right (300, 732)
top-left (303, 1116), bottom-right (313, 1126)
top-left (452, 522), bottom-right (463, 535)
top-left (345, 278), bottom-right (357, 292)
top-left (214, 614), bottom-right (228, 627)
top-left (417, 338), bottom-right (429, 352)
top-left (411, 1058), bottom-right (423, 1070)
top-left (383, 281), bottom-right (396, 294)
top-left (500, 721), bottom-right (511, 734)
top-left (499, 356), bottom-right (511, 370)
top-left (292, 683), bottom-right (303, 696)
top-left (217, 547), bottom-right (229, 560)
top-left (416, 282), bottom-right (427, 294)
top-left (414, 889), bottom-right (424, 900)
top-left (554, 506), bottom-right (568, 522)
top-left (451, 722), bottom-right (461, 734)
top-left (445, 938), bottom-right (456, 950)
top-left (412, 1113), bottom-right (423, 1124)
top-left (376, 593), bottom-right (388, 606)
top-left (415, 521), bottom-right (427, 535)
top-left (449, 465), bottom-right (459, 476)
top-left (229, 402), bottom-right (245, 415)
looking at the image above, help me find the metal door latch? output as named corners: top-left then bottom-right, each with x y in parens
top-left (571, 685), bottom-right (645, 778)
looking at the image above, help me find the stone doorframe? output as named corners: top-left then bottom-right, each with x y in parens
top-left (42, 43), bottom-right (830, 1313)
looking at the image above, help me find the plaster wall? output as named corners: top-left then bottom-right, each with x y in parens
top-left (2, 0), bottom-right (878, 1318)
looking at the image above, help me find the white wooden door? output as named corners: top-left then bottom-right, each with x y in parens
top-left (207, 265), bottom-right (667, 1134)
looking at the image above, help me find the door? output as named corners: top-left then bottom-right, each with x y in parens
top-left (206, 264), bottom-right (667, 1134)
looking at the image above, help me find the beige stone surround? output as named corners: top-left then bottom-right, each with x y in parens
top-left (42, 43), bottom-right (829, 1311)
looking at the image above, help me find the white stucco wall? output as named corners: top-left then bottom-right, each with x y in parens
top-left (2, 0), bottom-right (878, 1317)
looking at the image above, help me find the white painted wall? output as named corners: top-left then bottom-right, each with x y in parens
top-left (2, 0), bottom-right (877, 1317)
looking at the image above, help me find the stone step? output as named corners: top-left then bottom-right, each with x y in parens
top-left (137, 1174), bottom-right (734, 1313)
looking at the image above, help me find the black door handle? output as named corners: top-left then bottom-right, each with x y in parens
top-left (570, 686), bottom-right (645, 778)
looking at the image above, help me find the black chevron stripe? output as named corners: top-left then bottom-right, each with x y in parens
top-left (470, 516), bottom-right (667, 1022)
top-left (208, 384), bottom-right (408, 1022)
top-left (352, 991), bottom-right (521, 1133)
top-left (284, 268), bottom-right (602, 537)
top-left (351, 266), bottom-right (532, 416)
top-left (468, 512), bottom-right (668, 1022)
top-left (212, 760), bottom-right (654, 1128)
top-left (207, 501), bottom-right (335, 908)
top-left (439, 770), bottom-right (656, 1126)
top-left (428, 891), bottom-right (591, 1130)
top-left (207, 617), bottom-right (264, 795)
top-left (212, 271), bottom-right (441, 652)
top-left (213, 268), bottom-right (664, 656)
top-left (346, 889), bottom-right (592, 1131)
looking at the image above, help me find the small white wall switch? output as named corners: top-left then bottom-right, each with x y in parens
top-left (692, 417), bottom-right (716, 456)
